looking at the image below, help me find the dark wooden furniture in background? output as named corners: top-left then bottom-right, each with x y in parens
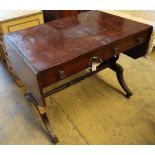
top-left (43, 10), bottom-right (88, 22)
top-left (4, 11), bottom-right (152, 144)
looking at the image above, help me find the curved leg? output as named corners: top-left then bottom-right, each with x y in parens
top-left (37, 105), bottom-right (58, 144)
top-left (110, 63), bottom-right (133, 98)
top-left (24, 91), bottom-right (58, 144)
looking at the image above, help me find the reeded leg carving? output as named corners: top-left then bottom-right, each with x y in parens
top-left (24, 91), bottom-right (58, 144)
top-left (110, 63), bottom-right (133, 98)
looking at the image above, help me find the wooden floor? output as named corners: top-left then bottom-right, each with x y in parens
top-left (0, 53), bottom-right (155, 144)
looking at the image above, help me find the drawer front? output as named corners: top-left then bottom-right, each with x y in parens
top-left (38, 46), bottom-right (114, 88)
top-left (1, 13), bottom-right (44, 33)
top-left (112, 31), bottom-right (148, 55)
top-left (38, 30), bottom-right (149, 88)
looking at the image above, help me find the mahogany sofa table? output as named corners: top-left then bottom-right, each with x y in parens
top-left (3, 11), bottom-right (152, 144)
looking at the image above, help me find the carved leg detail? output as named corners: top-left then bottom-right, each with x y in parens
top-left (24, 91), bottom-right (58, 144)
top-left (110, 63), bottom-right (133, 98)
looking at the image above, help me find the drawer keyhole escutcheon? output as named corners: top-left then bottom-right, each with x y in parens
top-left (58, 70), bottom-right (66, 79)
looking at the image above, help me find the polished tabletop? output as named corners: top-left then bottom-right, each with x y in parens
top-left (5, 11), bottom-right (150, 71)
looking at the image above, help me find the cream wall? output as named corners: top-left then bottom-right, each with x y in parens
top-left (120, 10), bottom-right (155, 21)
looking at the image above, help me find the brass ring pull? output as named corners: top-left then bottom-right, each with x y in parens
top-left (89, 56), bottom-right (102, 66)
top-left (113, 47), bottom-right (120, 55)
top-left (89, 56), bottom-right (103, 71)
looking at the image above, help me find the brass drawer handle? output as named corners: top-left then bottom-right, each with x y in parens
top-left (113, 47), bottom-right (120, 55)
top-left (58, 70), bottom-right (66, 79)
